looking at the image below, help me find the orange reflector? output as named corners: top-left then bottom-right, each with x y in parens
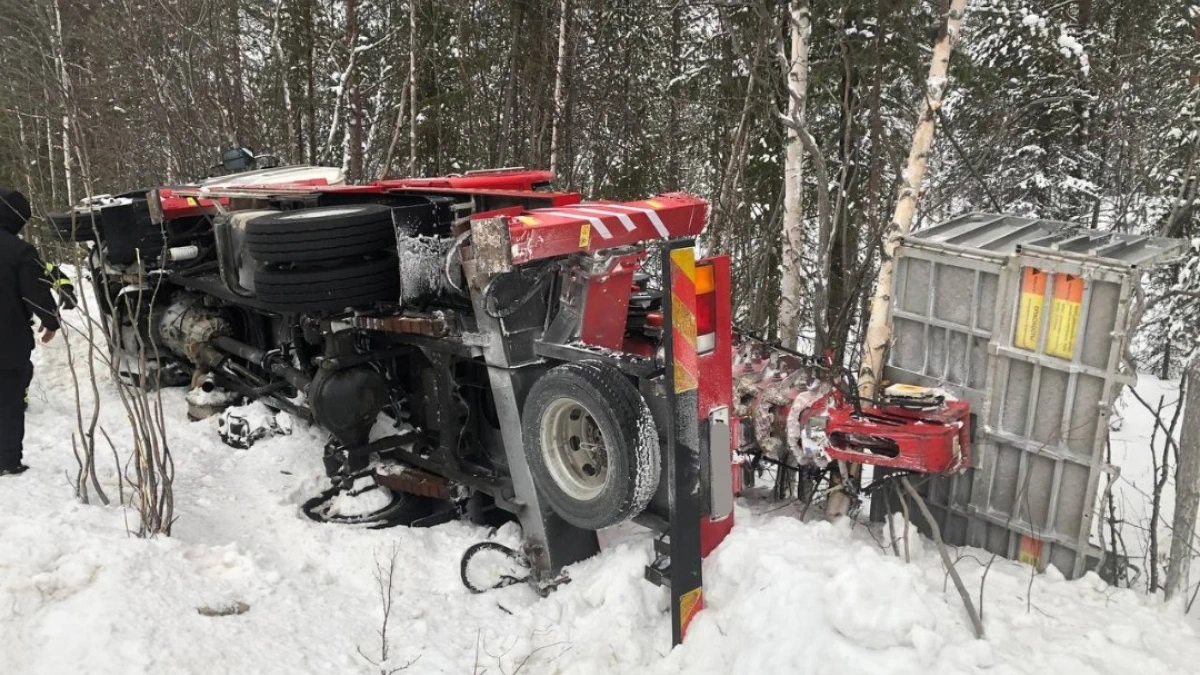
top-left (695, 264), bottom-right (715, 295)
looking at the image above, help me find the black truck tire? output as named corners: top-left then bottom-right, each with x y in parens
top-left (245, 204), bottom-right (395, 263)
top-left (254, 255), bottom-right (400, 313)
top-left (521, 361), bottom-right (660, 530)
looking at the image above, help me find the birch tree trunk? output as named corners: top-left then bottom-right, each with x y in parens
top-left (777, 0), bottom-right (812, 349)
top-left (44, 90), bottom-right (56, 205)
top-left (408, 0), bottom-right (417, 175)
top-left (305, 0), bottom-right (317, 163)
top-left (345, 0), bottom-right (363, 182)
top-left (51, 0), bottom-right (73, 204)
top-left (857, 0), bottom-right (968, 399)
top-left (1166, 370), bottom-right (1200, 601)
top-left (16, 113), bottom-right (34, 200)
top-left (549, 0), bottom-right (570, 179)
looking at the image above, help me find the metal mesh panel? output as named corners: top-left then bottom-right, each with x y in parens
top-left (879, 215), bottom-right (1184, 579)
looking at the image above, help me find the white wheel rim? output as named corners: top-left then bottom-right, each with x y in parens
top-left (540, 398), bottom-right (609, 501)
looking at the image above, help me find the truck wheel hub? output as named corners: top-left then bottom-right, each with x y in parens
top-left (540, 398), bottom-right (609, 500)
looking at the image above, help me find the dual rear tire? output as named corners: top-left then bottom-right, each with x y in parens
top-left (244, 204), bottom-right (400, 313)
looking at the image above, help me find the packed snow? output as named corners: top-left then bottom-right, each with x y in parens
top-left (4, 302), bottom-right (1200, 673)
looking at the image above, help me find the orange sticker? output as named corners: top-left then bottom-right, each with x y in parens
top-left (1019, 535), bottom-right (1044, 568)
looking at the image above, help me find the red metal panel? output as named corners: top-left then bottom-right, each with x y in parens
top-left (700, 514), bottom-right (735, 558)
top-left (578, 252), bottom-right (645, 351)
top-left (508, 194), bottom-right (709, 264)
top-left (158, 188), bottom-right (230, 219)
top-left (824, 399), bottom-right (970, 475)
top-left (697, 256), bottom-right (732, 419)
top-left (697, 256), bottom-right (735, 558)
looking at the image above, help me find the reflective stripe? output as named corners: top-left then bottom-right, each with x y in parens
top-left (573, 206), bottom-right (638, 232)
top-left (590, 203), bottom-right (670, 238)
top-left (533, 210), bottom-right (613, 239)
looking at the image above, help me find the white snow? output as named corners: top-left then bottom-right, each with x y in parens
top-left (324, 477), bottom-right (395, 518)
top-left (5, 298), bottom-right (1200, 673)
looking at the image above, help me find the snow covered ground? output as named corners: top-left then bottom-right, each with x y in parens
top-left (1108, 374), bottom-right (1186, 584)
top-left (4, 308), bottom-right (1200, 674)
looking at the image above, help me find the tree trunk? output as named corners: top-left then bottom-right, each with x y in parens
top-left (408, 0), bottom-right (418, 174)
top-left (44, 88), bottom-right (56, 206)
top-left (380, 74), bottom-right (411, 180)
top-left (665, 3), bottom-right (683, 192)
top-left (497, 0), bottom-right (522, 167)
top-left (712, 36), bottom-right (763, 239)
top-left (51, 0), bottom-right (73, 204)
top-left (825, 16), bottom-right (862, 362)
top-left (549, 0), bottom-right (570, 179)
top-left (16, 113), bottom-right (34, 199)
top-left (1167, 371), bottom-right (1200, 601)
top-left (269, 0), bottom-right (295, 163)
top-left (857, 0), bottom-right (968, 399)
top-left (777, 0), bottom-right (812, 349)
top-left (305, 0), bottom-right (317, 163)
top-left (345, 0), bottom-right (363, 182)
top-left (224, 0), bottom-right (247, 146)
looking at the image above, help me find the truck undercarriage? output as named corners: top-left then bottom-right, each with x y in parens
top-left (52, 166), bottom-right (971, 643)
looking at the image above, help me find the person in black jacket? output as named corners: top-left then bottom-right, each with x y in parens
top-left (0, 187), bottom-right (59, 476)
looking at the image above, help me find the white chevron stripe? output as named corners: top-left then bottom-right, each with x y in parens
top-left (573, 205), bottom-right (638, 232)
top-left (590, 203), bottom-right (670, 238)
top-left (534, 209), bottom-right (613, 239)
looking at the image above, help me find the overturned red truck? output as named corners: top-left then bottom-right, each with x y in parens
top-left (51, 160), bottom-right (969, 643)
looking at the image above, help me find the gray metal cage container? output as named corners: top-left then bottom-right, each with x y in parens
top-left (882, 213), bottom-right (1184, 579)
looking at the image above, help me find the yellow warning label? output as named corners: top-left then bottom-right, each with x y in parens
top-left (578, 223), bottom-right (591, 248)
top-left (1014, 268), bottom-right (1048, 351)
top-left (678, 587), bottom-right (703, 635)
top-left (646, 199), bottom-right (664, 208)
top-left (517, 216), bottom-right (539, 227)
top-left (186, 197), bottom-right (199, 207)
top-left (1045, 274), bottom-right (1083, 359)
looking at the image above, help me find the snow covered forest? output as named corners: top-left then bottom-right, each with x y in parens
top-left (1, 0), bottom-right (1200, 673)
top-left (0, 0), bottom-right (1193, 367)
